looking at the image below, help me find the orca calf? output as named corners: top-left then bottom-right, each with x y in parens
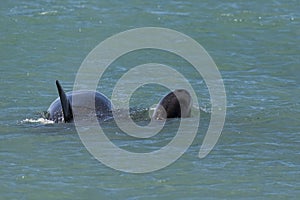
top-left (152, 89), bottom-right (192, 120)
top-left (46, 80), bottom-right (192, 123)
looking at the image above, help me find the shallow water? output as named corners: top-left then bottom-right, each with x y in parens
top-left (1, 0), bottom-right (299, 199)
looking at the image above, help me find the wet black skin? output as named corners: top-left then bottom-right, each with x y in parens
top-left (46, 80), bottom-right (112, 123)
top-left (46, 80), bottom-right (192, 123)
top-left (152, 89), bottom-right (192, 120)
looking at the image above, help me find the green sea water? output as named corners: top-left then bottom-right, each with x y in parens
top-left (1, 0), bottom-right (299, 199)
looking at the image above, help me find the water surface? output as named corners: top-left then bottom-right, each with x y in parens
top-left (1, 0), bottom-right (299, 199)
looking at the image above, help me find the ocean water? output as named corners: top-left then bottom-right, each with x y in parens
top-left (1, 0), bottom-right (299, 199)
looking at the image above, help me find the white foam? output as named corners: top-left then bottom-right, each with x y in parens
top-left (21, 118), bottom-right (54, 124)
top-left (39, 11), bottom-right (58, 16)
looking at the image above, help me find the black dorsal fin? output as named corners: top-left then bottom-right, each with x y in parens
top-left (56, 80), bottom-right (73, 123)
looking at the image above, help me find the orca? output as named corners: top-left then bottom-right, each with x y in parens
top-left (46, 81), bottom-right (192, 123)
top-left (46, 80), bottom-right (112, 123)
top-left (152, 89), bottom-right (192, 120)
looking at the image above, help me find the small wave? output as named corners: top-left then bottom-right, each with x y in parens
top-left (148, 10), bottom-right (189, 16)
top-left (21, 118), bottom-right (54, 124)
top-left (38, 10), bottom-right (58, 16)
